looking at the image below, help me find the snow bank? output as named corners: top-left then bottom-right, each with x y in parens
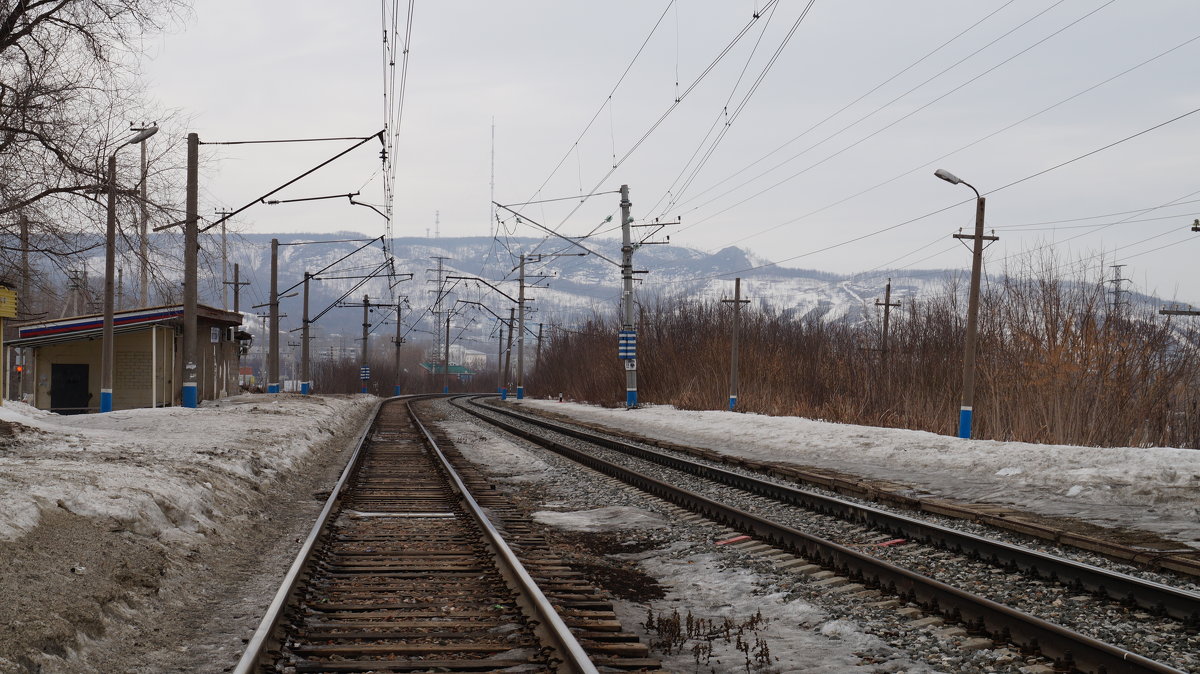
top-left (0, 394), bottom-right (376, 543)
top-left (517, 400), bottom-right (1200, 547)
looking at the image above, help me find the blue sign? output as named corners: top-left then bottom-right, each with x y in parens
top-left (359, 366), bottom-right (371, 380)
top-left (618, 330), bottom-right (637, 359)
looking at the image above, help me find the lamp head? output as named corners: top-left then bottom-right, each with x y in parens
top-left (127, 125), bottom-right (159, 145)
top-left (933, 168), bottom-right (962, 185)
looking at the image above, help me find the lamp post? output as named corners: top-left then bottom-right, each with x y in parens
top-left (934, 168), bottom-right (989, 439)
top-left (101, 125), bottom-right (158, 413)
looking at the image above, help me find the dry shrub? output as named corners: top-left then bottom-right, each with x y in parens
top-left (529, 257), bottom-right (1200, 448)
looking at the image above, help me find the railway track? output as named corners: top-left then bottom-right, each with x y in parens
top-left (457, 396), bottom-right (1199, 674)
top-left (234, 396), bottom-right (659, 673)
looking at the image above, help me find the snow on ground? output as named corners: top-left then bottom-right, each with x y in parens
top-left (532, 506), bottom-right (668, 532)
top-left (517, 399), bottom-right (1200, 548)
top-left (439, 416), bottom-right (936, 672)
top-left (614, 545), bottom-right (934, 673)
top-left (0, 395), bottom-right (374, 543)
top-left (0, 393), bottom-right (378, 672)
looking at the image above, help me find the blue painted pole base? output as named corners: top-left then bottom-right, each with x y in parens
top-left (626, 389), bottom-right (637, 408)
top-left (393, 385), bottom-right (401, 396)
top-left (958, 407), bottom-right (973, 439)
top-left (361, 384), bottom-right (367, 394)
top-left (728, 396), bottom-right (736, 411)
top-left (301, 382), bottom-right (310, 395)
top-left (516, 386), bottom-right (524, 400)
top-left (500, 388), bottom-right (508, 401)
top-left (267, 383), bottom-right (280, 394)
top-left (182, 383), bottom-right (198, 408)
top-left (100, 389), bottom-right (113, 413)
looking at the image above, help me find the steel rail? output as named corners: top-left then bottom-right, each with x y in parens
top-left (233, 397), bottom-right (386, 674)
top-left (403, 400), bottom-right (600, 674)
top-left (471, 398), bottom-right (1200, 624)
top-left (458, 398), bottom-right (1187, 674)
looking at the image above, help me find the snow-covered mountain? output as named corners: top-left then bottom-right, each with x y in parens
top-left (217, 234), bottom-right (955, 337)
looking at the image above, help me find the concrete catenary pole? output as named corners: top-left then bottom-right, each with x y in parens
top-left (503, 307), bottom-right (514, 398)
top-left (443, 310), bottom-right (451, 394)
top-left (231, 264), bottom-right (243, 314)
top-left (619, 184), bottom-right (637, 407)
top-left (535, 323), bottom-right (543, 370)
top-left (393, 303), bottom-right (403, 396)
top-left (876, 278), bottom-right (900, 368)
top-left (268, 238), bottom-right (280, 394)
top-left (100, 154), bottom-right (117, 413)
top-left (18, 213), bottom-right (28, 397)
top-left (516, 253), bottom-right (526, 399)
top-left (301, 272), bottom-right (310, 395)
top-left (497, 319), bottom-right (505, 395)
top-left (724, 277), bottom-right (749, 411)
top-left (936, 168), bottom-right (995, 440)
top-left (361, 294), bottom-right (370, 395)
top-left (139, 136), bottom-right (149, 306)
top-left (183, 132), bottom-right (199, 408)
top-left (957, 197), bottom-right (987, 438)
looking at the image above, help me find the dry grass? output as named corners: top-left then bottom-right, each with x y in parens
top-left (528, 261), bottom-right (1200, 448)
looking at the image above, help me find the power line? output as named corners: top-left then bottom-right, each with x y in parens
top-left (645, 106), bottom-right (1200, 288)
top-left (679, 0), bottom-right (1116, 236)
top-left (526, 1), bottom-right (783, 260)
top-left (654, 0), bottom-right (1021, 218)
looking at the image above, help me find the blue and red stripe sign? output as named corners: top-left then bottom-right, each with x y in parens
top-left (19, 307), bottom-right (184, 339)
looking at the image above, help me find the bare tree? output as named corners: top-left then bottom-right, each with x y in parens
top-left (0, 0), bottom-right (189, 313)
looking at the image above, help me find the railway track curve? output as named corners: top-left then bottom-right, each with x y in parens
top-left (458, 395), bottom-right (1198, 674)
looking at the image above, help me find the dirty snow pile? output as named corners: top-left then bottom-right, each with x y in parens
top-left (0, 394), bottom-right (374, 544)
top-left (518, 399), bottom-right (1200, 548)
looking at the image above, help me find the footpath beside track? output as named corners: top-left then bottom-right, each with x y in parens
top-left (460, 396), bottom-right (1197, 674)
top-left (234, 396), bottom-right (659, 673)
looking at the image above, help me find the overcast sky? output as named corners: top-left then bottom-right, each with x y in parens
top-left (145, 1), bottom-right (1200, 304)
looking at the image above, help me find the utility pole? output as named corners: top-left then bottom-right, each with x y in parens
top-left (619, 184), bottom-right (637, 407)
top-left (875, 278), bottom-right (900, 367)
top-left (133, 124), bottom-right (151, 307)
top-left (19, 213), bottom-right (28, 318)
top-left (18, 213), bottom-right (28, 398)
top-left (225, 263), bottom-right (249, 315)
top-left (722, 278), bottom-right (750, 411)
top-left (268, 238), bottom-right (280, 394)
top-left (503, 307), bottom-right (515, 398)
top-left (516, 253), bottom-right (526, 399)
top-left (361, 294), bottom-right (370, 395)
top-left (497, 318), bottom-right (505, 395)
top-left (215, 209), bottom-right (233, 310)
top-left (301, 272), bottom-right (311, 395)
top-left (428, 256), bottom-right (450, 380)
top-left (393, 302), bottom-right (404, 396)
top-left (183, 132), bottom-right (199, 408)
top-left (535, 323), bottom-right (544, 370)
top-left (443, 310), bottom-right (451, 394)
top-left (950, 192), bottom-right (996, 439)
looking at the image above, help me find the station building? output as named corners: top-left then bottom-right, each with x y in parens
top-left (9, 304), bottom-right (248, 413)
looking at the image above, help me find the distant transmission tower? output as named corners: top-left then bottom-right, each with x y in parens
top-left (1107, 264), bottom-right (1130, 320)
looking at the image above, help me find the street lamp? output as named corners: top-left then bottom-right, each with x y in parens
top-left (101, 126), bottom-right (159, 413)
top-left (934, 167), bottom-right (988, 439)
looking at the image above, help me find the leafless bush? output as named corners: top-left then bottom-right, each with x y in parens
top-left (531, 257), bottom-right (1200, 448)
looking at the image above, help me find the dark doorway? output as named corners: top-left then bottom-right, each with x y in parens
top-left (50, 364), bottom-right (91, 414)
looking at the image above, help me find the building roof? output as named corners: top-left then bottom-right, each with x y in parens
top-left (10, 304), bottom-right (242, 348)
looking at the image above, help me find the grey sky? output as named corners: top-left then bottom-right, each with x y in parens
top-left (146, 1), bottom-right (1200, 304)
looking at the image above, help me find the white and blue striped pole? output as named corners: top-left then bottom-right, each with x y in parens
top-left (619, 185), bottom-right (638, 408)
